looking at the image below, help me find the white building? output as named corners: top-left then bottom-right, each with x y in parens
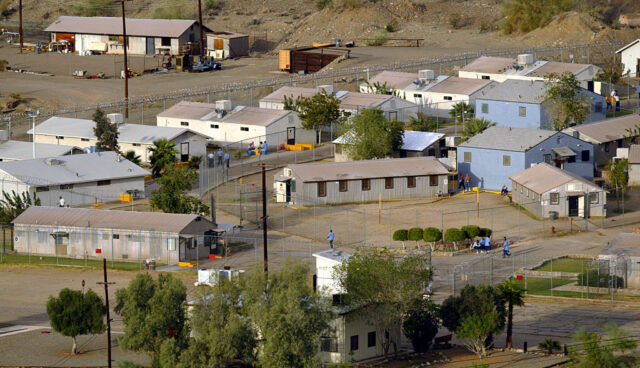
top-left (259, 86), bottom-right (420, 122)
top-left (629, 145), bottom-right (640, 186)
top-left (0, 138), bottom-right (83, 162)
top-left (332, 130), bottom-right (446, 162)
top-left (0, 151), bottom-right (148, 207)
top-left (29, 116), bottom-right (207, 164)
top-left (157, 100), bottom-right (316, 149)
top-left (616, 39), bottom-right (640, 77)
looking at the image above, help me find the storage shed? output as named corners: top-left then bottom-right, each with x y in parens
top-left (206, 32), bottom-right (249, 59)
top-left (616, 39), bottom-right (640, 77)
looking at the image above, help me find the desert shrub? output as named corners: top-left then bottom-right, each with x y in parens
top-left (444, 228), bottom-right (466, 242)
top-left (385, 20), bottom-right (398, 32)
top-left (392, 229), bottom-right (408, 242)
top-left (365, 30), bottom-right (388, 46)
top-left (423, 227), bottom-right (442, 243)
top-left (153, 0), bottom-right (194, 19)
top-left (479, 228), bottom-right (493, 237)
top-left (316, 0), bottom-right (331, 10)
top-left (0, 0), bottom-right (13, 20)
top-left (449, 13), bottom-right (462, 29)
top-left (461, 225), bottom-right (481, 239)
top-left (408, 227), bottom-right (423, 242)
top-left (500, 0), bottom-right (573, 34)
top-left (204, 0), bottom-right (222, 10)
top-left (577, 270), bottom-right (624, 288)
top-left (538, 338), bottom-right (561, 354)
top-left (479, 20), bottom-right (491, 33)
top-left (69, 0), bottom-right (116, 17)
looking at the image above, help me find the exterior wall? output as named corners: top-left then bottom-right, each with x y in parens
top-left (206, 35), bottom-right (249, 58)
top-left (315, 257), bottom-right (343, 295)
top-left (457, 147), bottom-right (526, 190)
top-left (414, 92), bottom-right (469, 119)
top-left (511, 179), bottom-right (606, 218)
top-left (259, 101), bottom-right (285, 110)
top-left (264, 113), bottom-right (316, 148)
top-left (630, 163), bottom-right (640, 186)
top-left (457, 71), bottom-right (513, 83)
top-left (293, 174), bottom-right (447, 206)
top-left (526, 133), bottom-right (595, 179)
top-left (620, 43), bottom-right (640, 77)
top-left (169, 132), bottom-right (208, 162)
top-left (13, 224), bottom-right (179, 263)
top-left (475, 100), bottom-right (548, 130)
top-left (75, 34), bottom-right (108, 53)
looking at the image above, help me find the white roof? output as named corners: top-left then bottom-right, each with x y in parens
top-left (45, 16), bottom-right (198, 38)
top-left (333, 130), bottom-right (444, 152)
top-left (313, 249), bottom-right (352, 263)
top-left (0, 151), bottom-right (149, 186)
top-left (31, 117), bottom-right (199, 144)
top-left (0, 140), bottom-right (80, 161)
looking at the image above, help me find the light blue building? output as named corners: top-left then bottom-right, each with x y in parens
top-left (457, 126), bottom-right (595, 190)
top-left (475, 79), bottom-right (606, 130)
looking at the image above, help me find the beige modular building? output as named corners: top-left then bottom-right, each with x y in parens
top-left (45, 16), bottom-right (210, 55)
top-left (206, 31), bottom-right (249, 59)
top-left (629, 145), bottom-right (640, 186)
top-left (30, 116), bottom-right (207, 164)
top-left (12, 206), bottom-right (219, 265)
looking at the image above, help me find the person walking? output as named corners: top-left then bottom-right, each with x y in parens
top-left (502, 237), bottom-right (510, 258)
top-left (58, 196), bottom-right (65, 207)
top-left (217, 149), bottom-right (223, 166)
top-left (208, 152), bottom-right (215, 168)
top-left (484, 235), bottom-right (491, 252)
top-left (606, 95), bottom-right (612, 111)
top-left (224, 152), bottom-right (231, 168)
top-left (464, 173), bottom-right (471, 192)
top-left (458, 175), bottom-right (464, 191)
top-left (328, 229), bottom-right (335, 249)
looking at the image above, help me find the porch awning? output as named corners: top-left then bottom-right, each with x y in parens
top-left (566, 191), bottom-right (585, 196)
top-left (552, 147), bottom-right (576, 158)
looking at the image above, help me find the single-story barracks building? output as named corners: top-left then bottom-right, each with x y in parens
top-left (274, 157), bottom-right (450, 206)
top-left (12, 206), bottom-right (218, 265)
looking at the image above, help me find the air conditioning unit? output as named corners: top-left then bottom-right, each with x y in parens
top-left (318, 85), bottom-right (334, 94)
top-left (418, 69), bottom-right (435, 82)
top-left (216, 100), bottom-right (232, 111)
top-left (517, 54), bottom-right (534, 66)
top-left (284, 168), bottom-right (292, 177)
top-left (107, 113), bottom-right (124, 125)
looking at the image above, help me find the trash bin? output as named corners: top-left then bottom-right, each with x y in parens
top-left (150, 259), bottom-right (156, 271)
top-left (548, 211), bottom-right (558, 220)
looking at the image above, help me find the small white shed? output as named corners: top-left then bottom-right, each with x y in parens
top-left (616, 39), bottom-right (640, 77)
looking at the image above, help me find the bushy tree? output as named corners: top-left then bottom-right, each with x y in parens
top-left (335, 248), bottom-right (432, 357)
top-left (461, 118), bottom-right (495, 142)
top-left (570, 324), bottom-right (637, 368)
top-left (444, 228), bottom-right (466, 249)
top-left (461, 225), bottom-right (481, 239)
top-left (543, 72), bottom-right (591, 130)
top-left (402, 298), bottom-right (439, 353)
top-left (150, 166), bottom-right (210, 215)
top-left (456, 312), bottom-right (501, 358)
top-left (46, 288), bottom-right (106, 354)
top-left (392, 229), bottom-right (409, 250)
top-left (596, 56), bottom-right (626, 84)
top-left (0, 190), bottom-right (40, 224)
top-left (294, 89), bottom-right (342, 144)
top-left (408, 227), bottom-right (423, 248)
top-left (606, 158), bottom-right (628, 193)
top-left (479, 228), bottom-right (493, 237)
top-left (340, 108), bottom-right (403, 160)
top-left (364, 81), bottom-right (399, 96)
top-left (408, 112), bottom-right (438, 132)
top-left (149, 138), bottom-right (178, 178)
top-left (497, 279), bottom-right (525, 349)
top-left (93, 108), bottom-right (119, 152)
top-left (423, 227), bottom-right (442, 251)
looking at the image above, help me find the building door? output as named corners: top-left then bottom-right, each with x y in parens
top-left (568, 196), bottom-right (579, 217)
top-left (285, 181), bottom-right (291, 202)
top-left (287, 127), bottom-right (296, 145)
top-left (146, 37), bottom-right (155, 55)
top-left (637, 59), bottom-right (640, 76)
top-left (578, 195), bottom-right (585, 218)
top-left (180, 142), bottom-right (189, 162)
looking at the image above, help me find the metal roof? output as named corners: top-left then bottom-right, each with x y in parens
top-left (31, 117), bottom-right (195, 144)
top-left (629, 145), bottom-right (640, 164)
top-left (333, 130), bottom-right (444, 152)
top-left (509, 162), bottom-right (597, 194)
top-left (460, 56), bottom-right (517, 74)
top-left (562, 114), bottom-right (640, 144)
top-left (461, 56), bottom-right (593, 78)
top-left (45, 16), bottom-right (198, 38)
top-left (599, 233), bottom-right (640, 257)
top-left (208, 31), bottom-right (248, 39)
top-left (459, 126), bottom-right (557, 152)
top-left (616, 39), bottom-right (640, 54)
top-left (524, 61), bottom-right (591, 78)
top-left (0, 151), bottom-right (149, 186)
top-left (13, 206), bottom-right (211, 233)
top-left (157, 101), bottom-right (218, 120)
top-left (289, 156), bottom-right (449, 182)
top-left (0, 140), bottom-right (80, 161)
top-left (338, 92), bottom-right (391, 110)
top-left (367, 71), bottom-right (419, 90)
top-left (216, 106), bottom-right (292, 127)
top-left (260, 87), bottom-right (319, 103)
top-left (425, 76), bottom-right (494, 95)
top-left (476, 79), bottom-right (547, 104)
top-left (313, 249), bottom-right (352, 263)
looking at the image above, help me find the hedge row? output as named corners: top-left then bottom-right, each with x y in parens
top-left (393, 226), bottom-right (492, 243)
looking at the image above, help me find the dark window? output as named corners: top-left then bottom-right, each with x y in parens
top-left (210, 124), bottom-right (219, 129)
top-left (544, 154), bottom-right (552, 164)
top-left (241, 127), bottom-right (249, 132)
top-left (427, 148), bottom-right (436, 156)
top-left (407, 176), bottom-right (416, 188)
top-left (617, 139), bottom-right (623, 148)
top-left (567, 155), bottom-right (576, 163)
top-left (35, 186), bottom-right (49, 192)
top-left (339, 180), bottom-right (348, 192)
top-left (132, 143), bottom-right (140, 147)
top-left (180, 121), bottom-right (189, 126)
top-left (518, 106), bottom-right (526, 117)
top-left (604, 143), bottom-right (610, 152)
top-left (317, 182), bottom-right (326, 197)
top-left (97, 180), bottom-right (111, 186)
top-left (81, 138), bottom-right (90, 142)
top-left (361, 179), bottom-right (371, 191)
top-left (350, 335), bottom-right (359, 351)
top-left (481, 103), bottom-right (488, 114)
top-left (589, 192), bottom-right (599, 204)
top-left (320, 337), bottom-right (338, 352)
top-left (56, 136), bottom-right (64, 140)
top-left (429, 175), bottom-right (438, 187)
top-left (413, 93), bottom-right (422, 99)
top-left (368, 331), bottom-right (376, 347)
top-left (444, 96), bottom-right (453, 101)
top-left (481, 75), bottom-right (490, 80)
top-left (161, 37), bottom-right (171, 46)
top-left (291, 180), bottom-right (296, 192)
top-left (385, 178), bottom-right (394, 189)
top-left (60, 184), bottom-right (73, 190)
top-left (581, 150), bottom-right (590, 162)
top-left (550, 192), bottom-right (559, 205)
top-left (113, 234), bottom-right (120, 239)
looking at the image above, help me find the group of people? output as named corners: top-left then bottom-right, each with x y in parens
top-left (606, 90), bottom-right (620, 112)
top-left (207, 149), bottom-right (231, 168)
top-left (247, 141), bottom-right (268, 156)
top-left (471, 236), bottom-right (511, 258)
top-left (457, 173), bottom-right (471, 192)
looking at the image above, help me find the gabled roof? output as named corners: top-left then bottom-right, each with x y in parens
top-left (629, 145), bottom-right (640, 164)
top-left (562, 114), bottom-right (640, 144)
top-left (289, 156), bottom-right (449, 182)
top-left (460, 56), bottom-right (518, 74)
top-left (459, 126), bottom-right (557, 152)
top-left (424, 76), bottom-right (494, 95)
top-left (45, 16), bottom-right (199, 38)
top-left (524, 61), bottom-right (592, 78)
top-left (367, 71), bottom-right (418, 90)
top-left (461, 56), bottom-right (594, 78)
top-left (0, 151), bottom-right (149, 186)
top-left (333, 130), bottom-right (444, 152)
top-left (616, 39), bottom-right (640, 54)
top-left (313, 249), bottom-right (352, 263)
top-left (31, 117), bottom-right (197, 144)
top-left (260, 87), bottom-right (415, 111)
top-left (158, 101), bottom-right (292, 127)
top-left (13, 206), bottom-right (211, 233)
top-left (509, 162), bottom-right (597, 194)
top-left (477, 79), bottom-right (547, 104)
top-left (0, 140), bottom-right (80, 161)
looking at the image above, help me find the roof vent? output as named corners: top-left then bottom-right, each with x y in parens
top-left (45, 158), bottom-right (63, 166)
top-left (418, 69), bottom-right (435, 82)
top-left (517, 54), bottom-right (534, 66)
top-left (215, 100), bottom-right (232, 111)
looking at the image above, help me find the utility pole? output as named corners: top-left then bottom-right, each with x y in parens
top-left (97, 259), bottom-right (115, 368)
top-left (262, 164), bottom-right (268, 276)
top-left (197, 0), bottom-right (205, 57)
top-left (120, 0), bottom-right (131, 119)
top-left (19, 0), bottom-right (23, 53)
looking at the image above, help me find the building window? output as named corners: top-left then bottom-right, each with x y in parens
top-left (550, 192), bottom-right (559, 205)
top-left (595, 102), bottom-right (603, 113)
top-left (407, 176), bottom-right (416, 188)
top-left (241, 127), bottom-right (249, 132)
top-left (109, 35), bottom-right (119, 42)
top-left (518, 106), bottom-right (526, 117)
top-left (81, 138), bottom-right (90, 142)
top-left (413, 93), bottom-right (422, 99)
top-left (132, 143), bottom-right (140, 147)
top-left (544, 154), bottom-right (552, 164)
top-left (350, 335), bottom-right (359, 351)
top-left (362, 179), bottom-right (371, 191)
top-left (317, 182), bottom-right (326, 197)
top-left (481, 75), bottom-right (490, 80)
top-left (97, 180), bottom-right (111, 186)
top-left (112, 234), bottom-right (120, 240)
top-left (320, 337), bottom-right (337, 352)
top-left (54, 234), bottom-right (65, 246)
top-left (581, 150), bottom-right (590, 162)
top-left (513, 183), bottom-right (518, 192)
top-left (180, 121), bottom-right (189, 126)
top-left (481, 103), bottom-right (488, 114)
top-left (589, 192), bottom-right (599, 204)
top-left (210, 124), bottom-right (219, 129)
top-left (60, 184), bottom-right (73, 190)
top-left (444, 96), bottom-right (453, 101)
top-left (526, 188), bottom-right (529, 197)
top-left (617, 139), bottom-right (623, 148)
top-left (339, 180), bottom-right (348, 192)
top-left (161, 37), bottom-right (171, 46)
top-left (55, 135), bottom-right (64, 140)
top-left (567, 155), bottom-right (576, 163)
top-left (36, 186), bottom-right (49, 192)
top-left (385, 178), bottom-right (394, 189)
top-left (604, 142), bottom-right (610, 152)
top-left (503, 155), bottom-right (511, 166)
top-left (368, 331), bottom-right (376, 347)
top-left (429, 175), bottom-right (438, 187)
top-left (464, 151), bottom-right (472, 163)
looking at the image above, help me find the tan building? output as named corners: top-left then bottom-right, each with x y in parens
top-left (629, 145), bottom-right (640, 186)
top-left (206, 32), bottom-right (249, 59)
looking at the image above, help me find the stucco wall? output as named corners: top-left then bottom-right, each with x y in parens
top-left (476, 100), bottom-right (548, 130)
top-left (526, 133), bottom-right (595, 179)
top-left (457, 147), bottom-right (526, 190)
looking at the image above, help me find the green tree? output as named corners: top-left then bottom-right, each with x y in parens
top-left (150, 166), bottom-right (210, 215)
top-left (500, 0), bottom-right (573, 34)
top-left (461, 118), bottom-right (495, 142)
top-left (340, 108), bottom-right (403, 160)
top-left (407, 112), bottom-right (438, 132)
top-left (46, 288), bottom-right (106, 355)
top-left (115, 273), bottom-right (188, 365)
top-left (596, 56), bottom-right (626, 85)
top-left (295, 89), bottom-right (342, 144)
top-left (149, 138), bottom-right (178, 178)
top-left (402, 298), bottom-right (439, 353)
top-left (456, 312), bottom-right (501, 358)
top-left (387, 119), bottom-right (405, 152)
top-left (282, 94), bottom-right (301, 111)
top-left (497, 279), bottom-right (525, 349)
top-left (538, 338), bottom-right (561, 354)
top-left (364, 81), bottom-right (399, 96)
top-left (0, 190), bottom-right (40, 224)
top-left (93, 108), bottom-right (119, 152)
top-left (570, 324), bottom-right (637, 368)
top-left (606, 158), bottom-right (629, 193)
top-left (461, 225), bottom-right (481, 239)
top-left (542, 72), bottom-right (591, 130)
top-left (335, 248), bottom-right (432, 357)
top-left (423, 227), bottom-right (442, 251)
top-left (408, 227), bottom-right (423, 248)
top-left (392, 229), bottom-right (408, 250)
top-left (449, 102), bottom-right (473, 122)
top-left (123, 150), bottom-right (142, 166)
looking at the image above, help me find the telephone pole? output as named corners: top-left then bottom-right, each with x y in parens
top-left (197, 0), bottom-right (205, 56)
top-left (120, 0), bottom-right (131, 119)
top-left (19, 0), bottom-right (23, 53)
top-left (97, 259), bottom-right (115, 368)
top-left (262, 164), bottom-right (268, 276)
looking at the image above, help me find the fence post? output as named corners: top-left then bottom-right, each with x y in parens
top-left (524, 253), bottom-right (527, 294)
top-left (490, 256), bottom-right (493, 285)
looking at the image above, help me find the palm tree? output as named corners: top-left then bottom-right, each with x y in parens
top-left (461, 118), bottom-right (496, 142)
top-left (0, 190), bottom-right (41, 224)
top-left (538, 338), bottom-right (561, 354)
top-left (149, 139), bottom-right (177, 178)
top-left (498, 278), bottom-right (525, 349)
top-left (449, 102), bottom-right (473, 122)
top-left (407, 112), bottom-right (438, 132)
top-left (123, 150), bottom-right (142, 166)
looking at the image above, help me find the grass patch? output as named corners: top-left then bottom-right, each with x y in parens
top-left (606, 109), bottom-right (634, 118)
top-left (514, 277), bottom-right (574, 295)
top-left (0, 254), bottom-right (159, 271)
top-left (509, 203), bottom-right (541, 221)
top-left (534, 257), bottom-right (593, 273)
